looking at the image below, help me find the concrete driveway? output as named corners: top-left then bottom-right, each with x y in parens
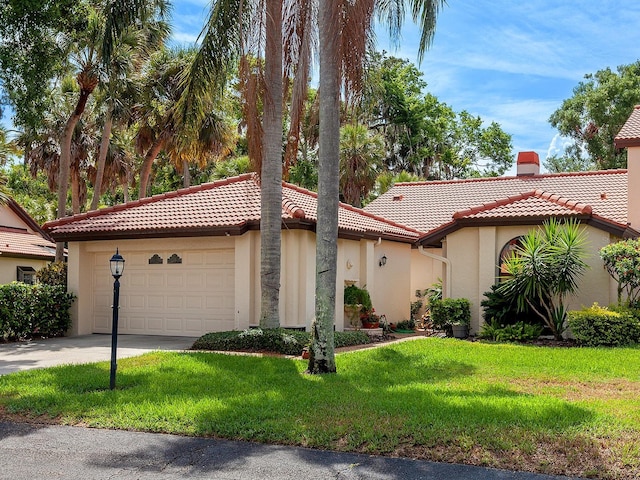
top-left (0, 334), bottom-right (197, 375)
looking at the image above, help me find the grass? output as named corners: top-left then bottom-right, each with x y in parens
top-left (1, 337), bottom-right (640, 478)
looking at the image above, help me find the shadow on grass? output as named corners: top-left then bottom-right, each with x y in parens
top-left (0, 344), bottom-right (601, 474)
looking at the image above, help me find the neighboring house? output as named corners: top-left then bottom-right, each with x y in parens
top-left (0, 198), bottom-right (57, 284)
top-left (366, 150), bottom-right (638, 333)
top-left (43, 175), bottom-right (419, 337)
top-left (43, 107), bottom-right (640, 338)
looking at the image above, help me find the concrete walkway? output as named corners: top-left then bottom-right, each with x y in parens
top-left (0, 334), bottom-right (197, 375)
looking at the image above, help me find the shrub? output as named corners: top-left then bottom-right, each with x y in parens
top-left (0, 282), bottom-right (74, 341)
top-left (430, 298), bottom-right (471, 330)
top-left (344, 285), bottom-right (372, 311)
top-left (36, 261), bottom-right (67, 286)
top-left (481, 284), bottom-right (544, 327)
top-left (191, 328), bottom-right (371, 355)
top-left (600, 239), bottom-right (640, 306)
top-left (479, 319), bottom-right (543, 342)
top-left (567, 303), bottom-right (640, 347)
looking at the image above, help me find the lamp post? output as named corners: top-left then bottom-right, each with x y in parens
top-left (109, 249), bottom-right (125, 390)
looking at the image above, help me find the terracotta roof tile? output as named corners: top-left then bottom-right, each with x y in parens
top-left (453, 190), bottom-right (592, 220)
top-left (0, 229), bottom-right (56, 259)
top-left (44, 174), bottom-right (419, 242)
top-left (615, 105), bottom-right (640, 148)
top-left (365, 170), bottom-right (627, 234)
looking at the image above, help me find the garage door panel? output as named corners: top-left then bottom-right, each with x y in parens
top-left (93, 248), bottom-right (235, 337)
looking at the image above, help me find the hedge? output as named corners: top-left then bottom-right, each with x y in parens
top-left (567, 304), bottom-right (640, 347)
top-left (0, 282), bottom-right (75, 341)
top-left (192, 328), bottom-right (372, 355)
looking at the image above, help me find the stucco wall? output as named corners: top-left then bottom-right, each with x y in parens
top-left (370, 240), bottom-right (412, 323)
top-left (446, 224), bottom-right (620, 334)
top-left (409, 247), bottom-right (444, 318)
top-left (628, 146), bottom-right (640, 231)
top-left (0, 257), bottom-right (49, 285)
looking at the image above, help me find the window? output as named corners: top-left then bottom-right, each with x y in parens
top-left (498, 237), bottom-right (523, 280)
top-left (17, 266), bottom-right (36, 285)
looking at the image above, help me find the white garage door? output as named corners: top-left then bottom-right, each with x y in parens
top-left (92, 248), bottom-right (235, 336)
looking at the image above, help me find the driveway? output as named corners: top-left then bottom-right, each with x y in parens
top-left (0, 334), bottom-right (197, 375)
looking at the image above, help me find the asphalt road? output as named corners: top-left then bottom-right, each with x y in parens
top-left (0, 421), bottom-right (581, 480)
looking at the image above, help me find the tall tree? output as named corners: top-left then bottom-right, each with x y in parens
top-left (339, 123), bottom-right (384, 206)
top-left (549, 61), bottom-right (640, 170)
top-left (307, 0), bottom-right (446, 374)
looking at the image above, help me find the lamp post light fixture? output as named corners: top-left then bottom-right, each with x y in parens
top-left (109, 248), bottom-right (125, 390)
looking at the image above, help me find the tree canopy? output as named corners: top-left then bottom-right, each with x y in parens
top-left (549, 61), bottom-right (640, 171)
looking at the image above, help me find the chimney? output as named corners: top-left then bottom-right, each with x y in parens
top-left (516, 151), bottom-right (540, 176)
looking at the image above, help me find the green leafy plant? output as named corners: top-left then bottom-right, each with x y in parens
top-left (481, 284), bottom-right (544, 327)
top-left (600, 239), bottom-right (640, 307)
top-left (479, 320), bottom-right (543, 342)
top-left (411, 279), bottom-right (443, 320)
top-left (430, 298), bottom-right (471, 335)
top-left (0, 282), bottom-right (74, 341)
top-left (567, 303), bottom-right (640, 347)
top-left (499, 219), bottom-right (588, 340)
top-left (191, 328), bottom-right (372, 355)
top-left (343, 284), bottom-right (372, 311)
top-left (36, 261), bottom-right (67, 286)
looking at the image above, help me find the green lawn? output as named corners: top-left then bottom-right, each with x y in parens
top-left (1, 337), bottom-right (640, 478)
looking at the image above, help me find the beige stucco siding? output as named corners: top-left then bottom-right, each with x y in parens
top-left (445, 224), bottom-right (620, 334)
top-left (0, 257), bottom-right (49, 285)
top-left (628, 146), bottom-right (640, 231)
top-left (0, 207), bottom-right (33, 232)
top-left (369, 240), bottom-right (412, 323)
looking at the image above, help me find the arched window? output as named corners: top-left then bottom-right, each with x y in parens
top-left (498, 236), bottom-right (523, 280)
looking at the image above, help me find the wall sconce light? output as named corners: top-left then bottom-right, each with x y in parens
top-left (379, 254), bottom-right (387, 267)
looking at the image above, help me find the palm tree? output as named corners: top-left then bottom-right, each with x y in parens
top-left (90, 11), bottom-right (170, 210)
top-left (53, 0), bottom-right (168, 260)
top-left (339, 123), bottom-right (384, 207)
top-left (307, 0), bottom-right (446, 373)
top-left (135, 48), bottom-right (235, 198)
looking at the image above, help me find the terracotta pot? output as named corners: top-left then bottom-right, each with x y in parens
top-left (361, 321), bottom-right (380, 329)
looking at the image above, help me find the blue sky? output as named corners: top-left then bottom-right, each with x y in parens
top-left (3, 1), bottom-right (638, 175)
top-left (171, 0), bottom-right (640, 174)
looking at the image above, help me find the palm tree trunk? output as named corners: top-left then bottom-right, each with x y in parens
top-left (55, 87), bottom-right (92, 261)
top-left (71, 167), bottom-right (81, 214)
top-left (182, 159), bottom-right (191, 188)
top-left (259, 0), bottom-right (284, 329)
top-left (307, 0), bottom-right (338, 374)
top-left (138, 136), bottom-right (165, 198)
top-left (91, 110), bottom-right (113, 210)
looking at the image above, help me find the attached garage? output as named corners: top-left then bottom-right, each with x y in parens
top-left (43, 174), bottom-right (419, 337)
top-left (92, 246), bottom-right (235, 336)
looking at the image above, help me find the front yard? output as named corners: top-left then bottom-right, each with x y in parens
top-left (1, 337), bottom-right (639, 479)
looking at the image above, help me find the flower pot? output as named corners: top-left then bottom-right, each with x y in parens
top-left (361, 321), bottom-right (380, 329)
top-left (344, 304), bottom-right (363, 329)
top-left (452, 324), bottom-right (469, 339)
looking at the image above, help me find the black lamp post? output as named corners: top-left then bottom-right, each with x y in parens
top-left (109, 248), bottom-right (125, 390)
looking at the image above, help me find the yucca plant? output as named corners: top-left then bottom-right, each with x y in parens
top-left (498, 218), bottom-right (588, 340)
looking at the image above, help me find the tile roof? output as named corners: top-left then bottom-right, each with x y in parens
top-left (0, 227), bottom-right (56, 260)
top-left (615, 105), bottom-right (640, 148)
top-left (44, 174), bottom-right (420, 242)
top-left (452, 190), bottom-right (592, 220)
top-left (364, 169), bottom-right (631, 243)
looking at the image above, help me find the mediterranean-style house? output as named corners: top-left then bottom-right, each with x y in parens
top-left (43, 106), bottom-right (640, 337)
top-left (0, 198), bottom-right (57, 284)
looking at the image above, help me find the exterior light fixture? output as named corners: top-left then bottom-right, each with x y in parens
top-left (109, 248), bottom-right (125, 390)
top-left (379, 254), bottom-right (387, 267)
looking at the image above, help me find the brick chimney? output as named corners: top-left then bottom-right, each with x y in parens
top-left (516, 151), bottom-right (540, 176)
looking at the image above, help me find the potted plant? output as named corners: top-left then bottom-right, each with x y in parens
top-left (430, 298), bottom-right (471, 338)
top-left (344, 284), bottom-right (372, 329)
top-left (360, 308), bottom-right (380, 329)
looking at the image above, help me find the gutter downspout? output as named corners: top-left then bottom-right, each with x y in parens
top-left (418, 245), bottom-right (451, 298)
